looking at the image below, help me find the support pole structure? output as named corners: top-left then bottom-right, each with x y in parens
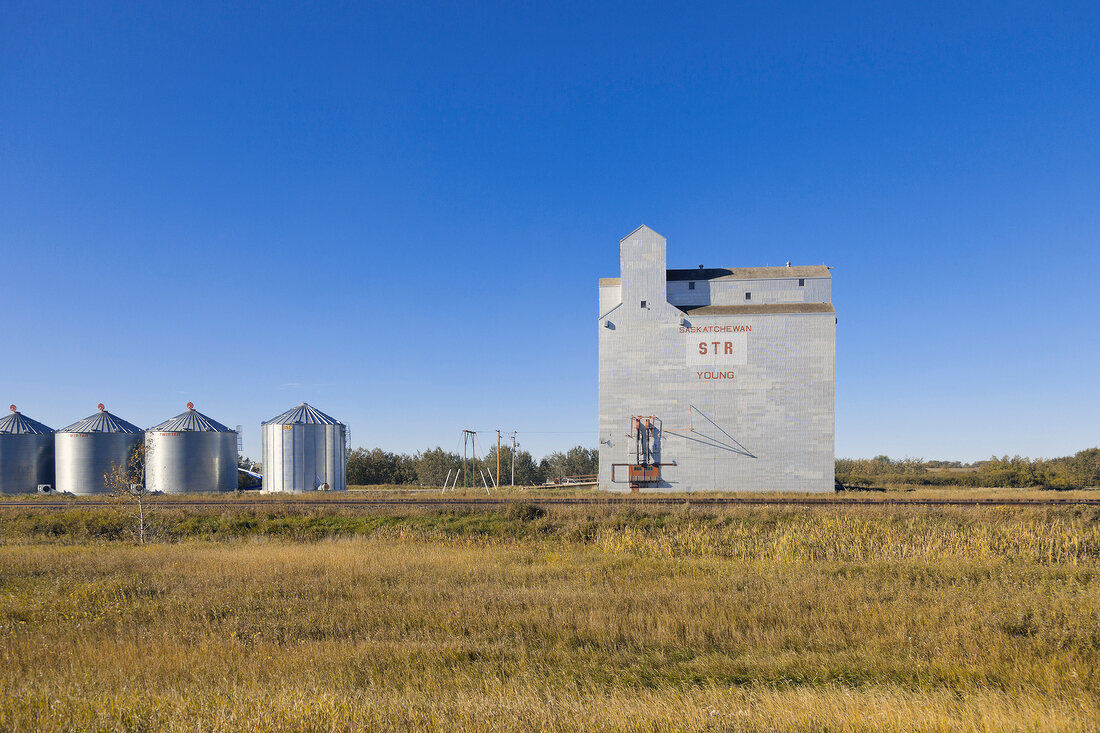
top-left (462, 430), bottom-right (477, 493)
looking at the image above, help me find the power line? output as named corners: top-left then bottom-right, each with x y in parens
top-left (466, 429), bottom-right (593, 434)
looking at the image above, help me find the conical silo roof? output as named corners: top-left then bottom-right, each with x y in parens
top-left (59, 405), bottom-right (142, 434)
top-left (263, 403), bottom-right (343, 425)
top-left (0, 406), bottom-right (54, 434)
top-left (150, 403), bottom-right (233, 433)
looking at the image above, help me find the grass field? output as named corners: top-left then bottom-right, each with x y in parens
top-left (2, 501), bottom-right (1099, 731)
top-left (4, 482), bottom-right (1097, 502)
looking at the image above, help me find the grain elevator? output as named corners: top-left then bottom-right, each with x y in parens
top-left (597, 225), bottom-right (835, 492)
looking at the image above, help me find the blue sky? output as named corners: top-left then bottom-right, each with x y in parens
top-left (3, 1), bottom-right (1098, 462)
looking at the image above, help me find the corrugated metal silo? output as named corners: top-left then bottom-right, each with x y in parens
top-left (146, 403), bottom-right (237, 494)
top-left (55, 404), bottom-right (144, 495)
top-left (0, 405), bottom-right (55, 494)
top-left (262, 403), bottom-right (346, 492)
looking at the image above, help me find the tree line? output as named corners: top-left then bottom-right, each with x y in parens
top-left (243, 444), bottom-right (1100, 490)
top-left (345, 445), bottom-right (599, 487)
top-left (836, 448), bottom-right (1100, 489)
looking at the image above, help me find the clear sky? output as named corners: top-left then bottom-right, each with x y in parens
top-left (3, 1), bottom-right (1098, 463)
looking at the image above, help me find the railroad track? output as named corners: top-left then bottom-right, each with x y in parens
top-left (1, 496), bottom-right (1098, 509)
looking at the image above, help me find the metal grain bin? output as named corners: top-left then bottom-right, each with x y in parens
top-left (55, 404), bottom-right (144, 495)
top-left (0, 405), bottom-right (55, 494)
top-left (261, 403), bottom-right (346, 493)
top-left (146, 403), bottom-right (237, 494)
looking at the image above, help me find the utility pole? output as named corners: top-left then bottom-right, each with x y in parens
top-left (496, 430), bottom-right (501, 490)
top-left (510, 431), bottom-right (517, 487)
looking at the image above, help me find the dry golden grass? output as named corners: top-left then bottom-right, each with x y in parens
top-left (1, 505), bottom-right (1098, 731)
